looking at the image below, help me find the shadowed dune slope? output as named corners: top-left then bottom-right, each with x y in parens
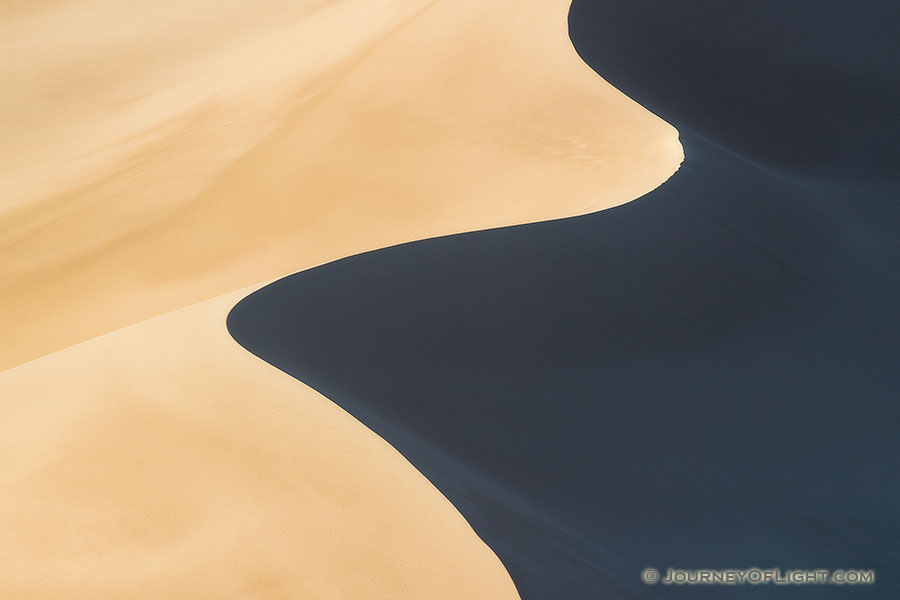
top-left (228, 1), bottom-right (900, 598)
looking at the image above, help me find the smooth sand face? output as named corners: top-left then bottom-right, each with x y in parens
top-left (0, 290), bottom-right (519, 598)
top-left (0, 0), bottom-right (681, 370)
top-left (0, 0), bottom-right (682, 596)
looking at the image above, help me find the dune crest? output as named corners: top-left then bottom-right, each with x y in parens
top-left (0, 0), bottom-right (682, 596)
top-left (0, 0), bottom-right (681, 371)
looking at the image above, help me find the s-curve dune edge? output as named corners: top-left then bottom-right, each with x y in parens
top-left (0, 0), bottom-right (683, 597)
top-left (0, 0), bottom-right (681, 372)
top-left (228, 0), bottom-right (900, 598)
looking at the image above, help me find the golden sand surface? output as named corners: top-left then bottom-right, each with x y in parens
top-left (0, 290), bottom-right (520, 598)
top-left (0, 0), bottom-right (682, 596)
top-left (0, 0), bottom-right (681, 370)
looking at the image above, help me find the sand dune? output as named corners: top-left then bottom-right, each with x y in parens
top-left (0, 0), bottom-right (680, 371)
top-left (227, 1), bottom-right (900, 597)
top-left (0, 0), bottom-right (682, 596)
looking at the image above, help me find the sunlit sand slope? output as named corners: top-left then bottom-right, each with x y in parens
top-left (0, 290), bottom-right (520, 599)
top-left (0, 0), bottom-right (681, 370)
